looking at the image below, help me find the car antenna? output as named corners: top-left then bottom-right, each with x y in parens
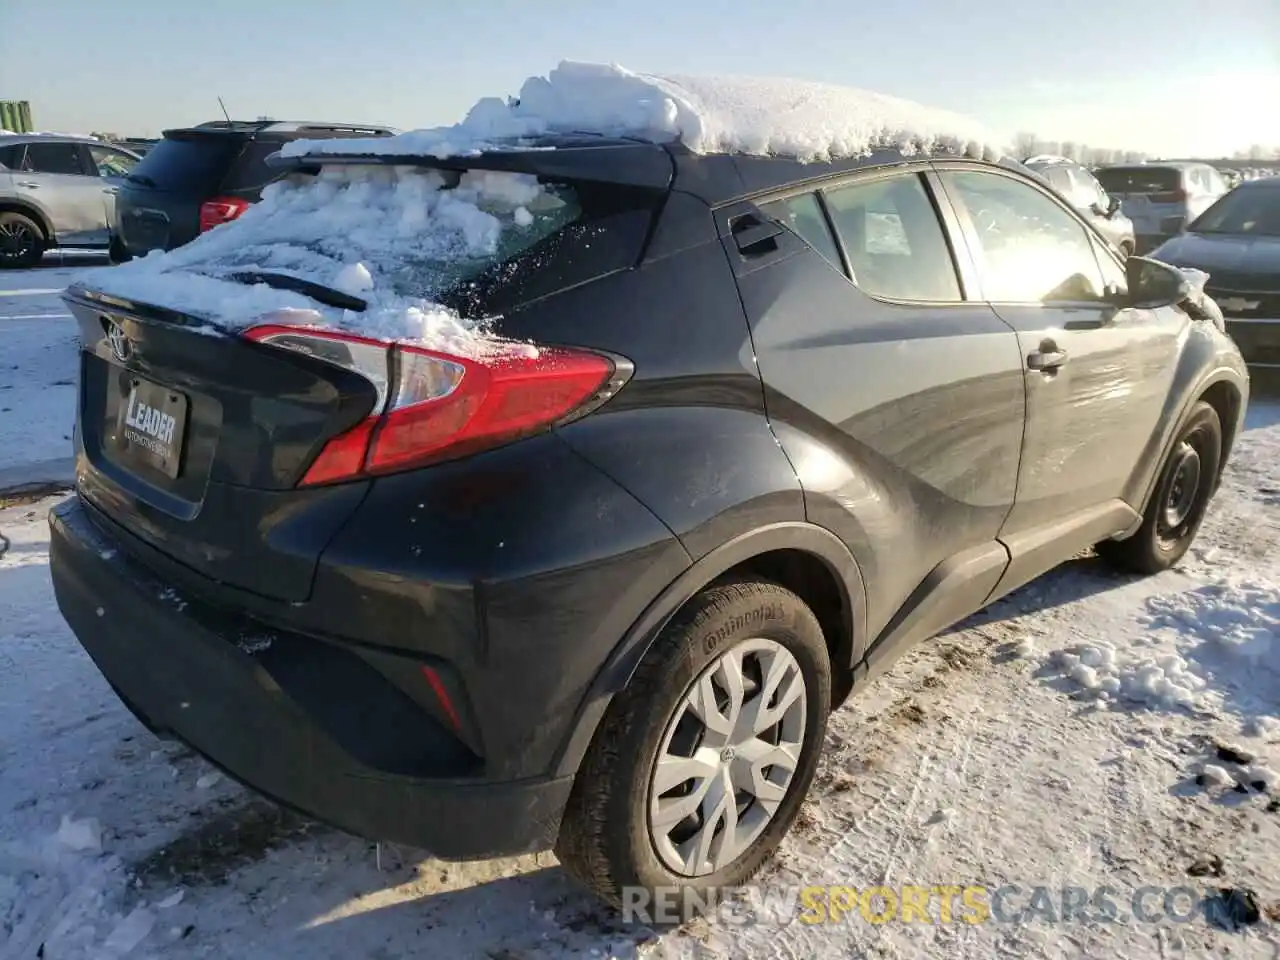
top-left (217, 96), bottom-right (232, 125)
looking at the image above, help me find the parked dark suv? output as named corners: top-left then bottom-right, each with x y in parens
top-left (52, 132), bottom-right (1247, 911)
top-left (113, 120), bottom-right (394, 259)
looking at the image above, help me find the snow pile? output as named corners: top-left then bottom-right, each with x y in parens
top-left (1046, 578), bottom-right (1280, 730)
top-left (281, 60), bottom-right (1007, 164)
top-left (85, 165), bottom-right (570, 356)
top-left (1050, 641), bottom-right (1206, 708)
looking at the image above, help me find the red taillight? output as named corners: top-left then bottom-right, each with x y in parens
top-left (1148, 189), bottom-right (1188, 203)
top-left (244, 322), bottom-right (624, 486)
top-left (199, 196), bottom-right (251, 232)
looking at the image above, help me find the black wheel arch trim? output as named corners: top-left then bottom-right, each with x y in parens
top-left (550, 520), bottom-right (867, 777)
top-left (0, 200), bottom-right (54, 244)
top-left (1122, 366), bottom-right (1247, 539)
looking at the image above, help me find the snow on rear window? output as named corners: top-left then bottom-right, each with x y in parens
top-left (85, 165), bottom-right (579, 357)
top-left (280, 61), bottom-right (1008, 164)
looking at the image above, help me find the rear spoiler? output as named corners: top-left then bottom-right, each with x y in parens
top-left (264, 139), bottom-right (676, 191)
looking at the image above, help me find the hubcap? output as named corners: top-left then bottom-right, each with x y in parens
top-left (0, 221), bottom-right (36, 261)
top-left (1161, 441), bottom-right (1201, 532)
top-left (648, 638), bottom-right (807, 877)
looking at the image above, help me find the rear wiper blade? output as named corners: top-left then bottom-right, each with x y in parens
top-left (225, 271), bottom-right (367, 312)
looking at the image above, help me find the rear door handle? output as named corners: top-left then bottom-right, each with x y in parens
top-left (1027, 349), bottom-right (1068, 371)
top-left (16, 181), bottom-right (39, 189)
top-left (731, 215), bottom-right (783, 255)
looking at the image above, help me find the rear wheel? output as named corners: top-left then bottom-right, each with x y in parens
top-left (556, 580), bottom-right (830, 917)
top-left (109, 235), bottom-right (131, 264)
top-left (0, 211), bottom-right (44, 268)
top-left (1097, 401), bottom-right (1222, 574)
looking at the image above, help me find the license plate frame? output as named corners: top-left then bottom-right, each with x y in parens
top-left (117, 376), bottom-right (189, 479)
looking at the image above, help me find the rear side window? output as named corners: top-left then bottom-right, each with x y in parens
top-left (0, 144), bottom-right (20, 169)
top-left (1094, 167), bottom-right (1182, 194)
top-left (822, 175), bottom-right (962, 302)
top-left (22, 142), bottom-right (88, 175)
top-left (756, 193), bottom-right (842, 267)
top-left (129, 135), bottom-right (239, 192)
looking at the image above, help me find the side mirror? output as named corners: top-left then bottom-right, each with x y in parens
top-left (1123, 256), bottom-right (1192, 308)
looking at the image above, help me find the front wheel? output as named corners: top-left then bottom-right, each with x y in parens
top-left (556, 580), bottom-right (831, 917)
top-left (1097, 401), bottom-right (1222, 574)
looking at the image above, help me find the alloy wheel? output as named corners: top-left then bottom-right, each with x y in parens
top-left (0, 220), bottom-right (37, 263)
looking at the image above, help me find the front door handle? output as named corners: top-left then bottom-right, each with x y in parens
top-left (104, 187), bottom-right (118, 195)
top-left (1027, 349), bottom-right (1068, 371)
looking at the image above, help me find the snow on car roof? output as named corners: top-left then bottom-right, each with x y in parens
top-left (281, 61), bottom-right (1007, 164)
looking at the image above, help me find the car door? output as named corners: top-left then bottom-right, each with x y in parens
top-left (935, 165), bottom-right (1183, 587)
top-left (87, 144), bottom-right (139, 239)
top-left (13, 141), bottom-right (113, 246)
top-left (720, 168), bottom-right (1026, 648)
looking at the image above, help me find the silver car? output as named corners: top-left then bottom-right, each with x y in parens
top-left (1094, 162), bottom-right (1229, 255)
top-left (1024, 156), bottom-right (1136, 256)
top-left (0, 134), bottom-right (140, 268)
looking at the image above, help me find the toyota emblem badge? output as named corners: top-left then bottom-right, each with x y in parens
top-left (105, 319), bottom-right (131, 363)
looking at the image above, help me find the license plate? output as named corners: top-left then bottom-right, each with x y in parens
top-left (118, 377), bottom-right (188, 478)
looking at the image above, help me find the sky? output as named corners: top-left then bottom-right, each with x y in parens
top-left (2, 0), bottom-right (1277, 158)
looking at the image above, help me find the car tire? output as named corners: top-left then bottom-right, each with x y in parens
top-left (0, 211), bottom-right (45, 268)
top-left (109, 236), bottom-right (131, 264)
top-left (1097, 401), bottom-right (1222, 574)
top-left (556, 579), bottom-right (831, 918)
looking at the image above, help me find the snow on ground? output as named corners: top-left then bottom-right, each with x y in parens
top-left (281, 61), bottom-right (1008, 163)
top-left (0, 254), bottom-right (107, 491)
top-left (2, 258), bottom-right (1278, 956)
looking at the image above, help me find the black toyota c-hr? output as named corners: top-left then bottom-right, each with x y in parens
top-left (52, 125), bottom-right (1247, 912)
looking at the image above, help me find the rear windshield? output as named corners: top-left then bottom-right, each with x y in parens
top-left (128, 134), bottom-right (240, 192)
top-left (101, 164), bottom-right (659, 324)
top-left (1189, 187), bottom-right (1280, 237)
top-left (1094, 167), bottom-right (1182, 194)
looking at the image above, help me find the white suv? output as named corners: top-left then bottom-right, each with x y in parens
top-left (0, 134), bottom-right (140, 268)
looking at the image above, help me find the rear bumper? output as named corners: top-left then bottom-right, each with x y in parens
top-left (49, 495), bottom-right (573, 859)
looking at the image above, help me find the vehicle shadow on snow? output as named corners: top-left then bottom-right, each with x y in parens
top-left (128, 792), bottom-right (653, 956)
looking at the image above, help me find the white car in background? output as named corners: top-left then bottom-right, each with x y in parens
top-left (0, 133), bottom-right (140, 267)
top-left (1094, 161), bottom-right (1230, 255)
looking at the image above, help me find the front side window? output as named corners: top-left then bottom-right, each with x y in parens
top-left (22, 142), bottom-right (87, 176)
top-left (821, 174), bottom-right (962, 302)
top-left (942, 170), bottom-right (1106, 303)
top-left (1071, 167), bottom-right (1110, 209)
top-left (756, 192), bottom-right (842, 268)
top-left (89, 145), bottom-right (138, 178)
